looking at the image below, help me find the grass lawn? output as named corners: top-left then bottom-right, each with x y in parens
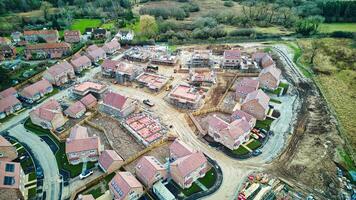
top-left (71, 19), bottom-right (102, 34)
top-left (27, 187), bottom-right (37, 199)
top-left (285, 42), bottom-right (313, 78)
top-left (101, 21), bottom-right (115, 29)
top-left (279, 82), bottom-right (289, 95)
top-left (255, 118), bottom-right (274, 130)
top-left (181, 182), bottom-right (202, 196)
top-left (246, 139), bottom-right (262, 150)
top-left (28, 172), bottom-right (36, 182)
top-left (254, 26), bottom-right (292, 35)
top-left (87, 187), bottom-right (103, 199)
top-left (232, 145), bottom-right (250, 156)
top-left (338, 148), bottom-right (356, 171)
top-left (319, 23), bottom-right (356, 33)
top-left (16, 46), bottom-right (25, 55)
top-left (197, 168), bottom-right (217, 189)
top-left (24, 119), bottom-right (95, 178)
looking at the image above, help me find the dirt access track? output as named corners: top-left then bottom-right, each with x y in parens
top-left (268, 45), bottom-right (345, 199)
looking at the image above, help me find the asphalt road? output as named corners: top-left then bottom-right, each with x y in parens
top-left (8, 124), bottom-right (60, 200)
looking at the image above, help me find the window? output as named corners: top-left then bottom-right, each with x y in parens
top-left (5, 163), bottom-right (15, 172)
top-left (3, 176), bottom-right (15, 186)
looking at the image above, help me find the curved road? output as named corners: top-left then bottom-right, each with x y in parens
top-left (8, 124), bottom-right (60, 200)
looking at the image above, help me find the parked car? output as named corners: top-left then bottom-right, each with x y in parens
top-left (80, 169), bottom-right (93, 180)
top-left (252, 128), bottom-right (260, 134)
top-left (251, 134), bottom-right (259, 140)
top-left (252, 149), bottom-right (262, 156)
top-left (268, 130), bottom-right (274, 136)
top-left (269, 104), bottom-right (274, 109)
top-left (259, 128), bottom-right (267, 134)
top-left (143, 99), bottom-right (155, 107)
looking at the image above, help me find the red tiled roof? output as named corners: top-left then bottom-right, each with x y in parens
top-left (30, 99), bottom-right (62, 121)
top-left (103, 40), bottom-right (120, 52)
top-left (243, 89), bottom-right (270, 110)
top-left (66, 125), bottom-right (100, 154)
top-left (86, 44), bottom-right (99, 52)
top-left (80, 94), bottom-right (97, 107)
top-left (231, 110), bottom-right (255, 122)
top-left (23, 30), bottom-right (58, 35)
top-left (135, 156), bottom-right (165, 185)
top-left (102, 92), bottom-right (127, 110)
top-left (260, 65), bottom-right (281, 80)
top-left (71, 55), bottom-right (91, 68)
top-left (64, 30), bottom-right (81, 36)
top-left (0, 161), bottom-right (21, 189)
top-left (224, 49), bottom-right (241, 60)
top-left (0, 136), bottom-right (12, 147)
top-left (236, 78), bottom-right (259, 96)
top-left (101, 59), bottom-right (119, 71)
top-left (171, 152), bottom-right (207, 178)
top-left (0, 87), bottom-right (17, 99)
top-left (20, 79), bottom-right (52, 98)
top-left (99, 150), bottom-right (123, 171)
top-left (26, 42), bottom-right (70, 50)
top-left (261, 54), bottom-right (274, 68)
top-left (64, 101), bottom-right (86, 116)
top-left (169, 139), bottom-right (194, 159)
top-left (87, 48), bottom-right (105, 59)
top-left (45, 61), bottom-right (73, 77)
top-left (0, 96), bottom-right (20, 113)
top-left (109, 172), bottom-right (142, 199)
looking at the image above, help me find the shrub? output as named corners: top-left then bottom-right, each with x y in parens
top-left (229, 28), bottom-right (256, 37)
top-left (181, 2), bottom-right (200, 12)
top-left (224, 1), bottom-right (234, 7)
top-left (330, 31), bottom-right (354, 38)
top-left (139, 7), bottom-right (188, 20)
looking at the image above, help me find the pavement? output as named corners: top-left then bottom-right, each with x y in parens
top-left (8, 124), bottom-right (61, 200)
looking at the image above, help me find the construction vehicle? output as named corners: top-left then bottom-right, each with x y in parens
top-left (166, 84), bottom-right (173, 91)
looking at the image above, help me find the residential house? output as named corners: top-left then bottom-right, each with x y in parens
top-left (115, 30), bottom-right (134, 41)
top-left (169, 139), bottom-right (195, 161)
top-left (168, 84), bottom-right (202, 109)
top-left (23, 30), bottom-right (59, 43)
top-left (116, 62), bottom-right (144, 84)
top-left (241, 89), bottom-right (270, 120)
top-left (80, 94), bottom-right (98, 109)
top-left (123, 47), bottom-right (150, 63)
top-left (29, 99), bottom-right (66, 130)
top-left (231, 110), bottom-right (256, 128)
top-left (222, 49), bottom-right (241, 68)
top-left (235, 78), bottom-right (260, 103)
top-left (101, 59), bottom-right (120, 77)
top-left (85, 28), bottom-right (94, 36)
top-left (0, 45), bottom-right (16, 60)
top-left (189, 70), bottom-right (216, 86)
top-left (103, 40), bottom-right (121, 55)
top-left (72, 81), bottom-right (108, 98)
top-left (135, 156), bottom-right (167, 187)
top-left (208, 115), bottom-right (252, 150)
top-left (64, 101), bottom-right (86, 119)
top-left (65, 125), bottom-right (101, 165)
top-left (109, 171), bottom-right (144, 200)
top-left (187, 50), bottom-right (213, 68)
top-left (99, 92), bottom-right (137, 118)
top-left (170, 151), bottom-right (207, 189)
top-left (11, 32), bottom-right (22, 43)
top-left (252, 52), bottom-right (275, 68)
top-left (71, 55), bottom-right (92, 73)
top-left (258, 66), bottom-right (281, 90)
top-left (0, 136), bottom-right (18, 162)
top-left (86, 44), bottom-right (99, 52)
top-left (24, 42), bottom-right (71, 60)
top-left (0, 96), bottom-right (22, 119)
top-left (19, 79), bottom-right (53, 103)
top-left (43, 61), bottom-right (75, 86)
top-left (64, 30), bottom-right (81, 43)
top-left (98, 150), bottom-right (124, 173)
top-left (0, 87), bottom-right (18, 99)
top-left (93, 28), bottom-right (109, 39)
top-left (0, 37), bottom-right (10, 45)
top-left (135, 73), bottom-right (168, 92)
top-left (87, 47), bottom-right (106, 63)
top-left (0, 161), bottom-right (25, 199)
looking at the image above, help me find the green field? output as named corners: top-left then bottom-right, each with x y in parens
top-left (320, 23), bottom-right (356, 33)
top-left (71, 19), bottom-right (102, 34)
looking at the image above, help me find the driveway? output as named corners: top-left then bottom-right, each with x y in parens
top-left (8, 124), bottom-right (60, 200)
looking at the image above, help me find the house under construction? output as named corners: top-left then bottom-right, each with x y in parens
top-left (168, 84), bottom-right (202, 109)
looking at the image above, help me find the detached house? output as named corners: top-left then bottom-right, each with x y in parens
top-left (135, 156), bottom-right (167, 187)
top-left (64, 101), bottom-right (86, 119)
top-left (103, 40), bottom-right (121, 55)
top-left (208, 115), bottom-right (253, 150)
top-left (80, 94), bottom-right (98, 110)
top-left (115, 30), bottom-right (134, 41)
top-left (65, 125), bottom-right (101, 165)
top-left (109, 172), bottom-right (144, 200)
top-left (19, 79), bottom-right (53, 103)
top-left (93, 28), bottom-right (109, 39)
top-left (0, 87), bottom-right (18, 99)
top-left (87, 48), bottom-right (106, 63)
top-left (43, 61), bottom-right (75, 86)
top-left (99, 92), bottom-right (137, 118)
top-left (231, 110), bottom-right (256, 128)
top-left (0, 96), bottom-right (22, 119)
top-left (252, 52), bottom-right (275, 68)
top-left (23, 30), bottom-right (59, 43)
top-left (222, 49), bottom-right (241, 69)
top-left (98, 150), bottom-right (124, 173)
top-left (29, 99), bottom-right (66, 130)
top-left (101, 59), bottom-right (120, 77)
top-left (0, 161), bottom-right (26, 199)
top-left (241, 89), bottom-right (270, 120)
top-left (72, 81), bottom-right (108, 98)
top-left (71, 55), bottom-right (92, 73)
top-left (235, 78), bottom-right (259, 103)
top-left (64, 30), bottom-right (81, 43)
top-left (258, 66), bottom-right (281, 90)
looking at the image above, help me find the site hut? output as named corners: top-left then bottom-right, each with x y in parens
top-left (72, 81), bottom-right (108, 99)
top-left (222, 49), bottom-right (242, 69)
top-left (152, 181), bottom-right (176, 200)
top-left (99, 91), bottom-right (138, 119)
top-left (115, 62), bottom-right (144, 84)
top-left (186, 50), bottom-right (214, 68)
top-left (168, 84), bottom-right (202, 110)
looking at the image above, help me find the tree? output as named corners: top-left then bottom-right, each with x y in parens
top-left (295, 15), bottom-right (324, 36)
top-left (40, 1), bottom-right (53, 20)
top-left (139, 15), bottom-right (158, 39)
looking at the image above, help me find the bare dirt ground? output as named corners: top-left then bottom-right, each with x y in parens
top-left (201, 74), bottom-right (233, 110)
top-left (269, 49), bottom-right (344, 199)
top-left (84, 124), bottom-right (112, 150)
top-left (89, 114), bottom-right (144, 160)
top-left (124, 142), bottom-right (171, 174)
